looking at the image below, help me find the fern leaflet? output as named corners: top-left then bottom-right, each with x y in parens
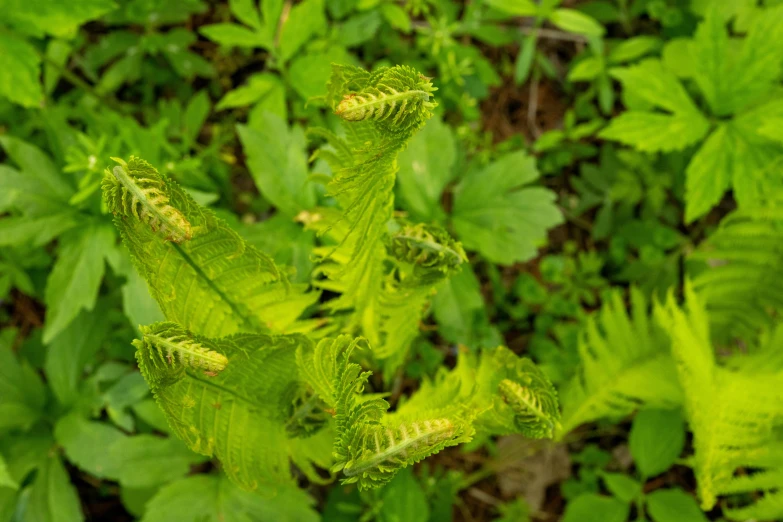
top-left (559, 287), bottom-right (682, 435)
top-left (103, 157), bottom-right (192, 243)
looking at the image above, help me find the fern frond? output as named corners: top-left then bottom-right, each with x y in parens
top-left (559, 288), bottom-right (681, 435)
top-left (104, 156), bottom-right (317, 337)
top-left (689, 205), bottom-right (783, 340)
top-left (103, 157), bottom-right (192, 243)
top-left (392, 346), bottom-right (560, 440)
top-left (134, 323), bottom-right (321, 491)
top-left (474, 347), bottom-right (561, 439)
top-left (655, 283), bottom-right (783, 511)
top-left (498, 378), bottom-right (558, 439)
top-left (372, 224), bottom-right (465, 376)
top-left (135, 322), bottom-right (228, 376)
top-left (296, 335), bottom-right (365, 408)
top-left (330, 339), bottom-right (471, 489)
top-left (334, 66), bottom-right (436, 136)
top-left (314, 64), bottom-right (437, 320)
top-left (388, 223), bottom-right (467, 285)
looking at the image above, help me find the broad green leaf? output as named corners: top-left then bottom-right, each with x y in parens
top-left (45, 306), bottom-right (110, 405)
top-left (684, 125), bottom-right (734, 223)
top-left (550, 9), bottom-right (604, 36)
top-left (261, 0), bottom-right (283, 43)
top-left (599, 111), bottom-right (710, 153)
top-left (0, 455), bottom-right (17, 490)
top-left (485, 0), bottom-right (537, 16)
top-left (0, 213), bottom-right (79, 247)
top-left (216, 73), bottom-right (282, 110)
top-left (103, 371), bottom-right (150, 420)
top-left (514, 33), bottom-right (537, 85)
top-left (121, 263), bottom-right (166, 333)
top-left (600, 472), bottom-right (642, 503)
top-left (608, 36), bottom-right (661, 64)
top-left (725, 7), bottom-right (783, 114)
top-left (630, 409), bottom-right (685, 478)
top-left (199, 23), bottom-right (267, 48)
top-left (141, 474), bottom-right (319, 522)
top-left (379, 468), bottom-right (429, 522)
top-left (23, 453), bottom-right (83, 522)
top-left (452, 151), bottom-right (563, 264)
top-left (55, 414), bottom-right (126, 480)
top-left (688, 5), bottom-right (783, 116)
top-left (44, 39), bottom-right (71, 94)
top-left (0, 0), bottom-right (115, 38)
top-left (432, 266), bottom-right (501, 348)
top-left (0, 136), bottom-right (74, 202)
top-left (110, 435), bottom-right (207, 488)
top-left (0, 330), bottom-right (47, 433)
top-left (43, 224), bottom-right (115, 343)
top-left (288, 45), bottom-right (353, 100)
top-left (183, 90), bottom-right (211, 148)
top-left (120, 486), bottom-right (158, 519)
top-left (0, 433), bottom-right (53, 486)
top-left (0, 34), bottom-right (43, 108)
top-left (609, 59), bottom-right (701, 115)
top-left (568, 56), bottom-right (602, 82)
top-left (380, 3), bottom-right (411, 32)
top-left (0, 486), bottom-right (16, 521)
top-left (662, 38), bottom-right (693, 78)
top-left (687, 6), bottom-right (730, 116)
top-left (563, 494), bottom-right (629, 522)
top-left (338, 11), bottom-right (381, 47)
top-left (229, 0), bottom-right (262, 31)
top-left (729, 104), bottom-right (783, 208)
top-left (278, 0), bottom-right (326, 62)
top-left (396, 117), bottom-right (455, 223)
top-left (237, 116), bottom-right (316, 216)
top-left (647, 489), bottom-right (709, 522)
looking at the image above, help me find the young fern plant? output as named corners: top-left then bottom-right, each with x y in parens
top-left (104, 63), bottom-right (560, 495)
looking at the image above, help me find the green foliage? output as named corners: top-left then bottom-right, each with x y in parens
top-left (629, 409), bottom-right (685, 479)
top-left (451, 151), bottom-right (563, 265)
top-left (689, 204), bottom-right (783, 340)
top-left (331, 339), bottom-right (472, 490)
top-left (656, 284), bottom-right (783, 513)
top-left (559, 288), bottom-right (681, 434)
top-left (601, 6), bottom-right (783, 222)
top-left (6, 1), bottom-right (783, 520)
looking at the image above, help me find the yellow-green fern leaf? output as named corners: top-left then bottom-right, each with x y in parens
top-left (334, 67), bottom-right (436, 136)
top-left (330, 338), bottom-right (472, 490)
top-left (104, 156), bottom-right (317, 338)
top-left (134, 322), bottom-right (228, 376)
top-left (134, 322), bottom-right (320, 492)
top-left (103, 157), bottom-right (192, 243)
top-left (498, 378), bottom-right (559, 439)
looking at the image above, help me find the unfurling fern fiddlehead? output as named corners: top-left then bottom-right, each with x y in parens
top-left (134, 322), bottom-right (229, 380)
top-left (498, 378), bottom-right (559, 439)
top-left (102, 156), bottom-right (192, 243)
top-left (329, 337), bottom-right (472, 490)
top-left (474, 347), bottom-right (562, 439)
top-left (387, 223), bottom-right (467, 285)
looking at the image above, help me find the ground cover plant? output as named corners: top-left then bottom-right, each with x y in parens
top-left (2, 1), bottom-right (783, 521)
